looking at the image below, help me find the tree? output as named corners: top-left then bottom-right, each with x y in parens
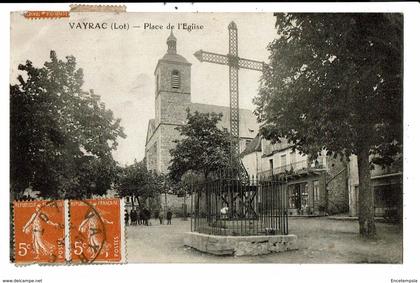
top-left (168, 109), bottom-right (231, 182)
top-left (117, 160), bottom-right (162, 208)
top-left (254, 13), bottom-right (402, 237)
top-left (10, 51), bottom-right (126, 199)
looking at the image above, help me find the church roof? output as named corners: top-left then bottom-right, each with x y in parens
top-left (159, 30), bottom-right (190, 65)
top-left (240, 134), bottom-right (262, 157)
top-left (146, 119), bottom-right (156, 143)
top-left (190, 103), bottom-right (258, 139)
top-left (160, 53), bottom-right (190, 64)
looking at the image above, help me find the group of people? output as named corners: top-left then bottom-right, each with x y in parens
top-left (125, 207), bottom-right (173, 226)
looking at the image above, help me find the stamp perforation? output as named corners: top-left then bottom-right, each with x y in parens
top-left (12, 198), bottom-right (125, 266)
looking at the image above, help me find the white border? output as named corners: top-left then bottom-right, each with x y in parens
top-left (1, 3), bottom-right (419, 283)
top-left (120, 198), bottom-right (127, 263)
top-left (64, 200), bottom-right (70, 262)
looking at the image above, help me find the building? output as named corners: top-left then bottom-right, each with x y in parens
top-left (144, 32), bottom-right (258, 213)
top-left (348, 154), bottom-right (402, 220)
top-left (242, 137), bottom-right (349, 216)
top-left (240, 134), bottom-right (263, 177)
top-left (145, 31), bottom-right (258, 175)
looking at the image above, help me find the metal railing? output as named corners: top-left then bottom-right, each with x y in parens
top-left (258, 159), bottom-right (326, 179)
top-left (190, 173), bottom-right (288, 236)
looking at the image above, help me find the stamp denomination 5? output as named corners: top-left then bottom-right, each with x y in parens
top-left (14, 200), bottom-right (65, 264)
top-left (69, 199), bottom-right (122, 263)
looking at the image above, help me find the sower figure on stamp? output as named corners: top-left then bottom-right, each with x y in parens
top-left (78, 205), bottom-right (113, 258)
top-left (23, 204), bottom-right (60, 259)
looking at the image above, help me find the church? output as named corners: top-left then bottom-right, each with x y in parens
top-left (145, 31), bottom-right (259, 174)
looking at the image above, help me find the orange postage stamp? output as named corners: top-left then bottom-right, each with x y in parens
top-left (13, 200), bottom-right (66, 264)
top-left (69, 198), bottom-right (123, 263)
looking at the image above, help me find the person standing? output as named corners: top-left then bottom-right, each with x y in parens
top-left (130, 209), bottom-right (137, 226)
top-left (158, 210), bottom-right (164, 225)
top-left (154, 210), bottom-right (159, 223)
top-left (142, 207), bottom-right (150, 226)
top-left (124, 209), bottom-right (129, 226)
top-left (166, 209), bottom-right (173, 225)
top-left (137, 208), bottom-right (143, 226)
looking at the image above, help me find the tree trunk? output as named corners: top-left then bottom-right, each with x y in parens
top-left (357, 145), bottom-right (376, 238)
top-left (183, 194), bottom-right (187, 221)
top-left (130, 195), bottom-right (135, 209)
top-left (135, 195), bottom-right (141, 208)
top-left (164, 191), bottom-right (168, 213)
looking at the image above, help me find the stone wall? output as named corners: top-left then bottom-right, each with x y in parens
top-left (155, 60), bottom-right (191, 126)
top-left (160, 124), bottom-right (184, 174)
top-left (160, 193), bottom-right (191, 216)
top-left (145, 126), bottom-right (160, 172)
top-left (184, 232), bottom-right (298, 256)
top-left (325, 156), bottom-right (349, 215)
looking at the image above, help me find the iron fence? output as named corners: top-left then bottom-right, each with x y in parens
top-left (258, 158), bottom-right (326, 179)
top-left (190, 174), bottom-right (288, 236)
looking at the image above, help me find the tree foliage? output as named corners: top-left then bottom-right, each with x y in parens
top-left (168, 110), bottom-right (231, 182)
top-left (117, 160), bottom-right (163, 203)
top-left (254, 13), bottom-right (402, 237)
top-left (10, 51), bottom-right (126, 199)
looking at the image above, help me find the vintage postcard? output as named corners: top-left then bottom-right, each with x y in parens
top-left (8, 6), bottom-right (406, 270)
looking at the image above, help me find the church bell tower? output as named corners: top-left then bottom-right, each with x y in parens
top-left (152, 31), bottom-right (192, 173)
top-left (154, 30), bottom-right (192, 126)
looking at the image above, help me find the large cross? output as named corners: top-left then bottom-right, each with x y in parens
top-left (194, 21), bottom-right (265, 174)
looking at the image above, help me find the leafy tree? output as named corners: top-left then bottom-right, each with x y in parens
top-left (117, 160), bottom-right (162, 208)
top-left (254, 13), bottom-right (402, 237)
top-left (168, 109), bottom-right (231, 182)
top-left (10, 51), bottom-right (126, 199)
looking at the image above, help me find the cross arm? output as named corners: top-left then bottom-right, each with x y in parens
top-left (194, 50), bottom-right (229, 66)
top-left (238, 58), bottom-right (265, 72)
top-left (194, 49), bottom-right (266, 71)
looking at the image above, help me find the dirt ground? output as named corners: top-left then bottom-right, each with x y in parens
top-left (126, 217), bottom-right (403, 263)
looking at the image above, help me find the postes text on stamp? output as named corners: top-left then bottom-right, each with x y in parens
top-left (69, 198), bottom-right (122, 263)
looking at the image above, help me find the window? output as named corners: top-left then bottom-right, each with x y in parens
top-left (171, 70), bottom-right (180, 89)
top-left (290, 151), bottom-right (296, 166)
top-left (313, 180), bottom-right (320, 201)
top-left (301, 183), bottom-right (309, 209)
top-left (281, 154), bottom-right (287, 170)
top-left (269, 159), bottom-right (274, 175)
top-left (156, 74), bottom-right (159, 91)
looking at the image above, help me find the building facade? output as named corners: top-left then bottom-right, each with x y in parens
top-left (348, 154), bottom-right (402, 220)
top-left (242, 137), bottom-right (349, 216)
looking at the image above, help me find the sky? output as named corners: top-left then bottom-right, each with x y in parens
top-left (10, 12), bottom-right (278, 165)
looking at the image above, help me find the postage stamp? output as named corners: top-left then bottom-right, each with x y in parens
top-left (13, 200), bottom-right (66, 264)
top-left (69, 198), bottom-right (124, 263)
top-left (9, 7), bottom-right (403, 266)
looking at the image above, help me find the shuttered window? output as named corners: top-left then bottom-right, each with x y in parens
top-left (171, 70), bottom-right (180, 89)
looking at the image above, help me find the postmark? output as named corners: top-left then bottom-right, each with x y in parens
top-left (13, 200), bottom-right (66, 264)
top-left (69, 198), bottom-right (123, 263)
